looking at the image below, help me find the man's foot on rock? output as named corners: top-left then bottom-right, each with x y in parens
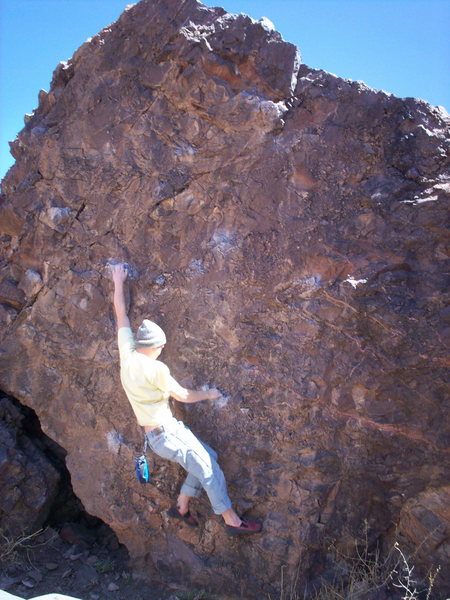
top-left (168, 505), bottom-right (199, 527)
top-left (226, 519), bottom-right (262, 536)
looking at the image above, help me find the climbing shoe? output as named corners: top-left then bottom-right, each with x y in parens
top-left (168, 505), bottom-right (199, 527)
top-left (226, 519), bottom-right (263, 536)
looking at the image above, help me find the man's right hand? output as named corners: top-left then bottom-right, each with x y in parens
top-left (169, 384), bottom-right (223, 404)
top-left (207, 388), bottom-right (222, 401)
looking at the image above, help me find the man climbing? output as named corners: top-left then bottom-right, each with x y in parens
top-left (110, 263), bottom-right (262, 536)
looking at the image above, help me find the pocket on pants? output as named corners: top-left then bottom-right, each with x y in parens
top-left (149, 433), bottom-right (179, 462)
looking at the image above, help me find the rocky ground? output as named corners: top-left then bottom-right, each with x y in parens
top-left (0, 524), bottom-right (219, 600)
top-left (2, 525), bottom-right (445, 600)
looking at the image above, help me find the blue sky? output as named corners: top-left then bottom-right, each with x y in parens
top-left (1, 0), bottom-right (449, 180)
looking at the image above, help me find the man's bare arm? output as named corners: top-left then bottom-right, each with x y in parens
top-left (111, 263), bottom-right (131, 330)
top-left (169, 380), bottom-right (221, 404)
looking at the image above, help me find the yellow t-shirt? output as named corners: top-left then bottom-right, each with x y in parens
top-left (117, 327), bottom-right (176, 426)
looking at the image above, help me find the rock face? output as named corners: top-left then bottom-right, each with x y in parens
top-left (0, 0), bottom-right (449, 595)
top-left (0, 396), bottom-right (60, 536)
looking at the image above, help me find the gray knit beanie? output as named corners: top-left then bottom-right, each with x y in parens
top-left (136, 319), bottom-right (167, 347)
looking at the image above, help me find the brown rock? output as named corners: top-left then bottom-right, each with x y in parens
top-left (0, 280), bottom-right (25, 310)
top-left (396, 486), bottom-right (450, 591)
top-left (0, 0), bottom-right (449, 597)
top-left (0, 397), bottom-right (60, 536)
top-left (0, 206), bottom-right (25, 236)
top-left (18, 269), bottom-right (43, 297)
top-left (73, 563), bottom-right (99, 590)
top-left (59, 522), bottom-right (97, 549)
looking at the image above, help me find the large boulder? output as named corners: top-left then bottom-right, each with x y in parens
top-left (0, 0), bottom-right (448, 595)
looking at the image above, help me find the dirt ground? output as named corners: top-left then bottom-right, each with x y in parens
top-left (0, 525), bottom-right (225, 600)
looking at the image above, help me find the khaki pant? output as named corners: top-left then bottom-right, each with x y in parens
top-left (146, 417), bottom-right (232, 515)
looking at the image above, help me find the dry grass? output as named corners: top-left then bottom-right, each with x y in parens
top-left (0, 527), bottom-right (53, 564)
top-left (391, 543), bottom-right (441, 600)
top-left (273, 536), bottom-right (442, 600)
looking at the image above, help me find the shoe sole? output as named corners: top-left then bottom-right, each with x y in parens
top-left (167, 506), bottom-right (199, 527)
top-left (226, 525), bottom-right (263, 536)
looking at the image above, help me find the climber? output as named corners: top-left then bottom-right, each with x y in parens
top-left (110, 263), bottom-right (262, 536)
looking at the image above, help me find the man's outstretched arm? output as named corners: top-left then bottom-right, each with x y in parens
top-left (111, 263), bottom-right (131, 330)
top-left (169, 380), bottom-right (222, 403)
